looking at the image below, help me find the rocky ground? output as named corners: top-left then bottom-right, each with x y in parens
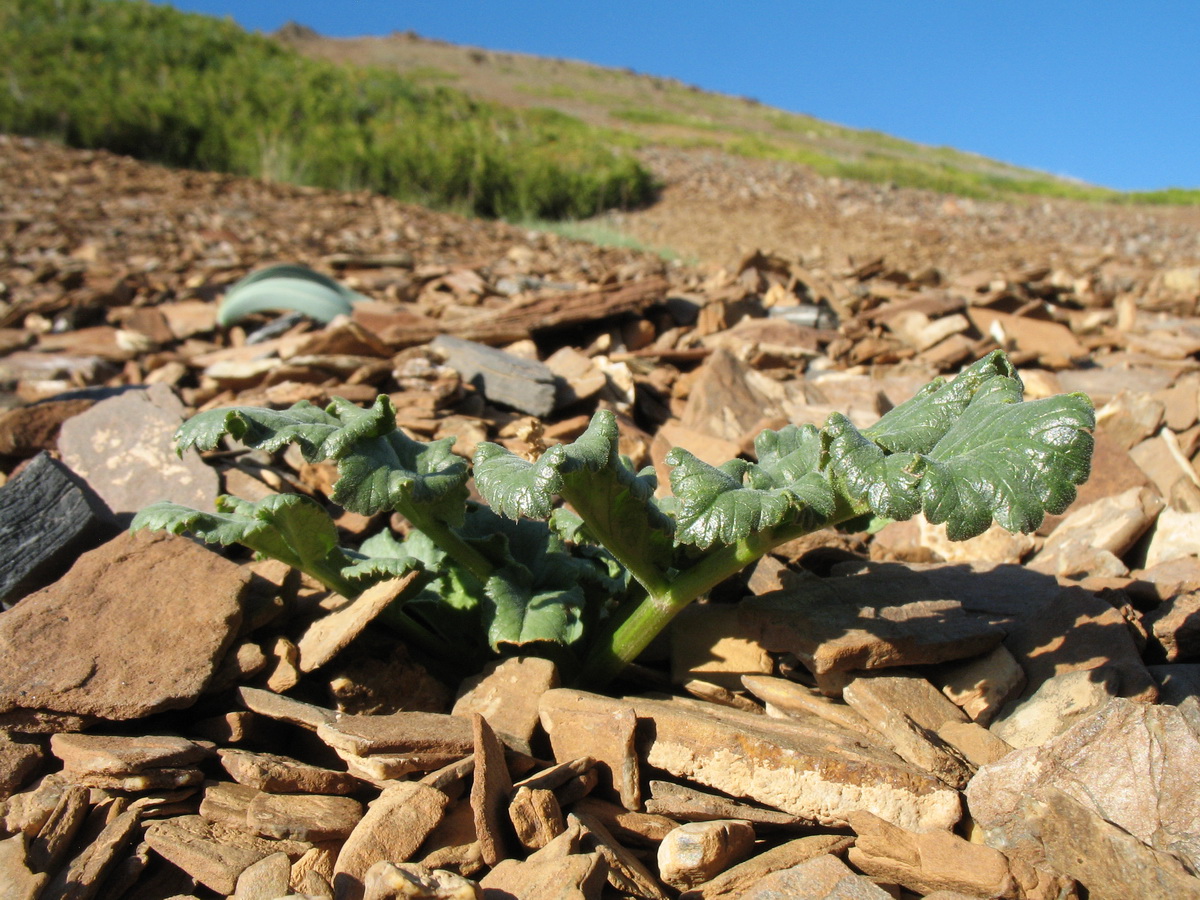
top-left (3, 133), bottom-right (1200, 899)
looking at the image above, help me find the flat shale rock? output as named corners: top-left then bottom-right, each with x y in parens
top-left (656, 819), bottom-right (756, 889)
top-left (296, 573), bottom-right (421, 673)
top-left (0, 731), bottom-right (45, 800)
top-left (742, 579), bottom-right (1004, 676)
top-left (740, 853), bottom-right (895, 899)
top-left (539, 689), bottom-right (641, 810)
top-left (847, 810), bottom-right (1016, 898)
top-left (246, 791), bottom-right (363, 841)
top-left (990, 668), bottom-right (1121, 749)
top-left (453, 656), bottom-right (560, 750)
top-left (676, 834), bottom-right (854, 900)
top-left (56, 383), bottom-right (219, 522)
top-left (624, 694), bottom-right (961, 831)
top-left (218, 747), bottom-right (362, 795)
top-left (0, 530), bottom-right (247, 720)
top-left (0, 450), bottom-right (113, 607)
top-left (49, 732), bottom-right (208, 775)
top-left (968, 697), bottom-right (1200, 873)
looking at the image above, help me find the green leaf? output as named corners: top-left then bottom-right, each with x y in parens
top-left (484, 568), bottom-right (586, 651)
top-left (175, 395), bottom-right (470, 522)
top-left (474, 411), bottom-right (674, 588)
top-left (921, 378), bottom-right (1095, 539)
top-left (863, 350), bottom-right (1017, 454)
top-left (667, 426), bottom-right (836, 550)
top-left (131, 493), bottom-right (355, 592)
top-left (826, 372), bottom-right (1094, 540)
top-left (217, 264), bottom-right (366, 327)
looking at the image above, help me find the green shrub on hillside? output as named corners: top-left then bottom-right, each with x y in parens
top-left (0, 0), bottom-right (656, 219)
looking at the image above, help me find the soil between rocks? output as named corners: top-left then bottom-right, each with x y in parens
top-left (2, 133), bottom-right (1200, 899)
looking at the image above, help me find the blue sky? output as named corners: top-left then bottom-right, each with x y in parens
top-left (159, 2), bottom-right (1199, 191)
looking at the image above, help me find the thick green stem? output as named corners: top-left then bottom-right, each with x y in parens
top-left (579, 502), bottom-right (873, 688)
top-left (397, 502), bottom-right (494, 583)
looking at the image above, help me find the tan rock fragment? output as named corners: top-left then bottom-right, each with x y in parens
top-left (1145, 508), bottom-right (1200, 569)
top-left (741, 674), bottom-right (876, 736)
top-left (291, 841), bottom-right (340, 894)
top-left (1095, 390), bottom-right (1165, 449)
top-left (645, 780), bottom-right (805, 829)
top-left (247, 792), bottom-right (363, 842)
top-left (657, 819), bottom-right (756, 890)
top-left (842, 672), bottom-right (973, 787)
top-left (509, 786), bottom-right (565, 851)
top-left (969, 697), bottom-right (1200, 873)
top-left (237, 686), bottom-right (337, 731)
top-left (569, 809), bottom-right (669, 900)
top-left (681, 679), bottom-right (763, 714)
top-left (333, 783), bottom-right (449, 900)
top-left (233, 850), bottom-right (291, 900)
top-left (297, 574), bottom-right (419, 673)
top-left (362, 860), bottom-right (482, 900)
top-left (935, 722), bottom-right (1012, 768)
top-left (740, 852), bottom-right (895, 899)
top-left (266, 637), bottom-right (302, 693)
top-left (144, 815), bottom-right (309, 895)
top-left (569, 796), bottom-right (679, 847)
top-left (49, 733), bottom-right (207, 776)
top-left (1029, 485), bottom-right (1162, 577)
top-left (469, 714), bottom-right (511, 866)
top-left (2, 775), bottom-right (68, 837)
top-left (452, 656), bottom-right (559, 751)
top-left (318, 711), bottom-right (472, 758)
top-left (1130, 430), bottom-right (1200, 507)
top-left (0, 732), bottom-right (46, 801)
top-left (200, 781), bottom-right (259, 828)
top-left (416, 799), bottom-right (483, 878)
top-left (991, 668), bottom-right (1120, 750)
top-left (670, 606), bottom-right (774, 691)
top-left (219, 748), bottom-right (361, 795)
top-left (512, 757), bottom-right (595, 794)
top-left (677, 834), bottom-right (854, 900)
top-left (847, 810), bottom-right (1016, 897)
top-left (539, 689), bottom-right (641, 810)
top-left (0, 833), bottom-right (48, 899)
top-left (629, 694), bottom-right (960, 831)
top-left (27, 782), bottom-right (89, 874)
top-left (478, 850), bottom-right (607, 900)
top-left (935, 644), bottom-right (1026, 725)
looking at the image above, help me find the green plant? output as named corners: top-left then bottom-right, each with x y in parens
top-left (131, 352), bottom-right (1094, 687)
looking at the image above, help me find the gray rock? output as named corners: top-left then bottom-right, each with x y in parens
top-left (57, 382), bottom-right (219, 524)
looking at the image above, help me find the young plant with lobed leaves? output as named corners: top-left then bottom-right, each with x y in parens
top-left (132, 351), bottom-right (1094, 686)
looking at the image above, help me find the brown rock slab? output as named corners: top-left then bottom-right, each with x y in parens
top-left (0, 731), bottom-right (44, 800)
top-left (842, 671), bottom-right (973, 787)
top-left (0, 397), bottom-right (94, 457)
top-left (47, 806), bottom-right (143, 899)
top-left (0, 530), bottom-right (246, 719)
top-left (144, 814), bottom-right (309, 895)
top-left (568, 796), bottom-right (679, 847)
top-left (657, 819), bottom-right (756, 890)
top-left (0, 833), bottom-right (49, 898)
top-left (968, 697), bottom-right (1200, 872)
top-left (627, 694), bottom-right (961, 831)
top-left (247, 791), bottom-right (363, 841)
top-left (1145, 509), bottom-right (1200, 571)
top-left (200, 781), bottom-right (259, 828)
top-left (470, 713), bottom-right (512, 866)
top-left (333, 782), bottom-right (450, 900)
top-left (935, 722), bottom-right (1012, 768)
top-left (539, 689), bottom-right (641, 810)
top-left (847, 810), bottom-right (1016, 898)
top-left (26, 782), bottom-right (89, 874)
top-left (934, 644), bottom-right (1026, 725)
top-left (218, 748), bottom-right (362, 795)
top-left (743, 579), bottom-right (1004, 676)
top-left (1029, 485), bottom-right (1162, 577)
top-left (452, 656), bottom-right (560, 750)
top-left (645, 780), bottom-right (805, 829)
top-left (57, 383), bottom-right (219, 521)
top-left (570, 809), bottom-right (669, 900)
top-left (740, 674), bottom-right (876, 736)
top-left (991, 668), bottom-right (1121, 749)
top-left (296, 573), bottom-right (420, 673)
top-left (740, 853), bottom-right (895, 899)
top-left (669, 605), bottom-right (774, 691)
top-left (318, 711), bottom-right (473, 758)
top-left (479, 850), bottom-right (607, 900)
top-left (232, 850), bottom-right (291, 900)
top-left (237, 686), bottom-right (337, 731)
top-left (677, 834), bottom-right (853, 900)
top-left (50, 733), bottom-right (208, 776)
top-left (509, 786), bottom-right (565, 851)
top-left (1010, 785), bottom-right (1200, 900)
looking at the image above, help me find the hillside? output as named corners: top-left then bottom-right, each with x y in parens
top-left (285, 26), bottom-right (1195, 206)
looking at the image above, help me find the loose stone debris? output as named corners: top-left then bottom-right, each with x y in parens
top-left (3, 133), bottom-right (1200, 898)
